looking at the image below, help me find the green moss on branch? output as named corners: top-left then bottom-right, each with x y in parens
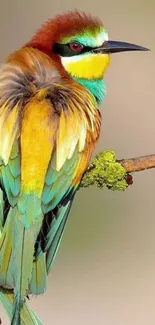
top-left (80, 150), bottom-right (130, 191)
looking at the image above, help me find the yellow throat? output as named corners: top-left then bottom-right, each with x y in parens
top-left (61, 53), bottom-right (110, 79)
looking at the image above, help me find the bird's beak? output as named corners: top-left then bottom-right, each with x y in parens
top-left (93, 40), bottom-right (150, 54)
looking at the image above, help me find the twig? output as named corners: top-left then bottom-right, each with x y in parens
top-left (118, 154), bottom-right (155, 172)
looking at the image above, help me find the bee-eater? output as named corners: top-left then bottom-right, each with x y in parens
top-left (0, 10), bottom-right (149, 325)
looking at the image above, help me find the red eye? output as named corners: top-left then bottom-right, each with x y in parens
top-left (69, 42), bottom-right (83, 53)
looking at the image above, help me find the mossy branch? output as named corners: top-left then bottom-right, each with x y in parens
top-left (80, 150), bottom-right (155, 191)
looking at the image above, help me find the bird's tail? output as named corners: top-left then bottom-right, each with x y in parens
top-left (0, 196), bottom-right (44, 325)
top-left (0, 288), bottom-right (44, 325)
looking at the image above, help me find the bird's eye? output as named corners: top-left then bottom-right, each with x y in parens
top-left (69, 42), bottom-right (83, 53)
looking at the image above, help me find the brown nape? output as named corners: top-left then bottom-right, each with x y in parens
top-left (26, 10), bottom-right (103, 55)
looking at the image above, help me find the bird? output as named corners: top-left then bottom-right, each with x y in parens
top-left (0, 10), bottom-right (149, 325)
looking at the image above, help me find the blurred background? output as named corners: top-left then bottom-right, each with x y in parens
top-left (0, 0), bottom-right (155, 324)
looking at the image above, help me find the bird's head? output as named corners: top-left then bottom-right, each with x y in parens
top-left (27, 11), bottom-right (149, 103)
top-left (28, 10), bottom-right (149, 81)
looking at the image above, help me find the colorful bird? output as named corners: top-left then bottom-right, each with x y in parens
top-left (0, 10), bottom-right (149, 325)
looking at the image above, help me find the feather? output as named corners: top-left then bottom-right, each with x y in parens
top-left (46, 199), bottom-right (74, 274)
top-left (0, 288), bottom-right (44, 325)
top-left (0, 103), bottom-right (20, 165)
top-left (42, 149), bottom-right (80, 213)
top-left (29, 253), bottom-right (47, 295)
top-left (0, 202), bottom-right (43, 324)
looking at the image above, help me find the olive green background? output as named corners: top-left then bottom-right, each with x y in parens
top-left (0, 0), bottom-right (155, 324)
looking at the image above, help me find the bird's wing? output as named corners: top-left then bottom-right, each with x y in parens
top-left (0, 85), bottom-right (22, 235)
top-left (30, 81), bottom-right (101, 291)
top-left (37, 144), bottom-right (94, 276)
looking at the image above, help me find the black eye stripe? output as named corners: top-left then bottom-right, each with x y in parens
top-left (53, 43), bottom-right (93, 57)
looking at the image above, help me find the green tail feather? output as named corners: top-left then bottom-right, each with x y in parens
top-left (29, 253), bottom-right (47, 295)
top-left (0, 195), bottom-right (44, 324)
top-left (0, 288), bottom-right (44, 325)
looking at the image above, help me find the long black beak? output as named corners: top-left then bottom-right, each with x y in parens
top-left (93, 40), bottom-right (150, 54)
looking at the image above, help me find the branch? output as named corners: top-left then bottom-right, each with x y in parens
top-left (80, 151), bottom-right (155, 191)
top-left (119, 154), bottom-right (155, 172)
